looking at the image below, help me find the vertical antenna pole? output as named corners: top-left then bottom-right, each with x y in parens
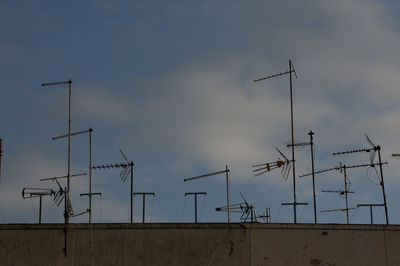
top-left (142, 194), bottom-right (145, 223)
top-left (226, 165), bottom-right (230, 223)
top-left (343, 165), bottom-right (349, 224)
top-left (308, 130), bottom-right (317, 224)
top-left (39, 195), bottom-right (42, 224)
top-left (289, 60), bottom-right (297, 224)
top-left (64, 187), bottom-right (67, 256)
top-left (370, 205), bottom-right (373, 225)
top-left (130, 161), bottom-right (134, 223)
top-left (194, 193), bottom-right (198, 223)
top-left (377, 148), bottom-right (389, 225)
top-left (0, 138), bottom-right (3, 183)
top-left (89, 128), bottom-right (92, 224)
top-left (67, 79), bottom-right (71, 224)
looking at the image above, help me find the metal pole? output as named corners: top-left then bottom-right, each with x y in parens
top-left (0, 138), bottom-right (3, 184)
top-left (370, 205), bottom-right (373, 224)
top-left (377, 148), bottom-right (389, 225)
top-left (89, 128), bottom-right (92, 223)
top-left (67, 79), bottom-right (71, 224)
top-left (142, 194), bottom-right (145, 223)
top-left (289, 60), bottom-right (297, 224)
top-left (226, 165), bottom-right (230, 223)
top-left (343, 166), bottom-right (349, 224)
top-left (64, 187), bottom-right (67, 257)
top-left (39, 195), bottom-right (42, 224)
top-left (130, 161), bottom-right (134, 224)
top-left (194, 194), bottom-right (198, 223)
top-left (308, 130), bottom-right (317, 224)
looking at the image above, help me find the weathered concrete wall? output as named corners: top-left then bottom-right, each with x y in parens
top-left (0, 223), bottom-right (399, 265)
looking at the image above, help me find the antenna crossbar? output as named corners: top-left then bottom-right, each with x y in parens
top-left (40, 172), bottom-right (87, 181)
top-left (321, 207), bottom-right (355, 213)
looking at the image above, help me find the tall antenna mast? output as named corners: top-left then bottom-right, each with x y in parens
top-left (254, 60), bottom-right (299, 223)
top-left (185, 192), bottom-right (207, 223)
top-left (133, 192), bottom-right (155, 223)
top-left (0, 138), bottom-right (3, 184)
top-left (92, 149), bottom-right (135, 223)
top-left (333, 135), bottom-right (389, 224)
top-left (42, 79), bottom-right (72, 226)
top-left (184, 165), bottom-right (231, 223)
top-left (287, 130), bottom-right (317, 223)
top-left (53, 128), bottom-right (96, 223)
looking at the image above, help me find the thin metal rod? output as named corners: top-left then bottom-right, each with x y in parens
top-left (39, 196), bottom-right (42, 224)
top-left (370, 205), bottom-right (373, 224)
top-left (377, 148), bottom-right (389, 224)
top-left (357, 204), bottom-right (384, 224)
top-left (184, 169), bottom-right (229, 182)
top-left (52, 128), bottom-right (92, 140)
top-left (67, 80), bottom-right (71, 224)
top-left (309, 130), bottom-right (317, 224)
top-left (226, 165), bottom-right (230, 223)
top-left (289, 60), bottom-right (297, 224)
top-left (0, 138), bottom-right (3, 184)
top-left (130, 162), bottom-right (134, 223)
top-left (343, 166), bottom-right (349, 224)
top-left (89, 129), bottom-right (92, 223)
top-left (133, 192), bottom-right (155, 223)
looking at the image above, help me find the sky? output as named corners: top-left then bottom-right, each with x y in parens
top-left (1, 0), bottom-right (400, 225)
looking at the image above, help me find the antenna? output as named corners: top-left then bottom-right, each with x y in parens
top-left (357, 203), bottom-right (384, 224)
top-left (254, 60), bottom-right (299, 223)
top-left (52, 128), bottom-right (96, 224)
top-left (185, 192), bottom-right (206, 223)
top-left (184, 165), bottom-right (231, 223)
top-left (333, 135), bottom-right (389, 225)
top-left (215, 191), bottom-right (256, 223)
top-left (257, 208), bottom-right (271, 223)
top-left (252, 148), bottom-right (291, 179)
top-left (22, 187), bottom-right (55, 224)
top-left (133, 192), bottom-right (155, 223)
top-left (92, 149), bottom-right (135, 223)
top-left (0, 138), bottom-right (3, 185)
top-left (288, 130), bottom-right (318, 224)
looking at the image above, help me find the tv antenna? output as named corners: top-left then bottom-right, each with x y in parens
top-left (92, 149), bottom-right (135, 223)
top-left (288, 130), bottom-right (317, 223)
top-left (257, 208), bottom-right (271, 223)
top-left (357, 203), bottom-right (384, 224)
top-left (254, 60), bottom-right (300, 223)
top-left (42, 79), bottom-right (72, 225)
top-left (184, 165), bottom-right (231, 223)
top-left (252, 148), bottom-right (291, 179)
top-left (215, 192), bottom-right (256, 223)
top-left (133, 192), bottom-right (155, 223)
top-left (333, 135), bottom-right (389, 224)
top-left (53, 128), bottom-right (99, 223)
top-left (22, 187), bottom-right (55, 224)
top-left (185, 192), bottom-right (206, 223)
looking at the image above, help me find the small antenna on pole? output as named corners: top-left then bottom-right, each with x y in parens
top-left (133, 192), bottom-right (155, 223)
top-left (185, 192), bottom-right (206, 223)
top-left (22, 187), bottom-right (55, 224)
top-left (184, 166), bottom-right (231, 223)
top-left (92, 149), bottom-right (135, 223)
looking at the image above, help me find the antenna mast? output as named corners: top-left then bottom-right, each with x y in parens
top-left (185, 192), bottom-right (206, 223)
top-left (254, 60), bottom-right (299, 223)
top-left (133, 192), bottom-right (155, 223)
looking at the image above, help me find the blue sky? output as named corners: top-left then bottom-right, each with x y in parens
top-left (2, 0), bottom-right (400, 224)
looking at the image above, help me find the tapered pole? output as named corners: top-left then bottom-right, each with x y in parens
top-left (308, 130), bottom-right (317, 224)
top-left (377, 148), bottom-right (389, 225)
top-left (289, 60), bottom-right (297, 223)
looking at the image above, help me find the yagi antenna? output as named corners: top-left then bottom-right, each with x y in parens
top-left (92, 149), bottom-right (135, 223)
top-left (253, 60), bottom-right (299, 223)
top-left (332, 135), bottom-right (389, 225)
top-left (252, 147), bottom-right (291, 179)
top-left (215, 191), bottom-right (256, 223)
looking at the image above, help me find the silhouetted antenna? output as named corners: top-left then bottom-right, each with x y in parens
top-left (288, 130), bottom-right (318, 224)
top-left (333, 135), bottom-right (389, 225)
top-left (185, 165), bottom-right (231, 223)
top-left (215, 191), bottom-right (256, 223)
top-left (257, 208), bottom-right (271, 223)
top-left (254, 60), bottom-right (299, 223)
top-left (92, 149), bottom-right (135, 223)
top-left (185, 192), bottom-right (206, 223)
top-left (133, 192), bottom-right (155, 223)
top-left (22, 187), bottom-right (55, 224)
top-left (252, 148), bottom-right (291, 179)
top-left (40, 172), bottom-right (87, 182)
top-left (53, 128), bottom-right (95, 223)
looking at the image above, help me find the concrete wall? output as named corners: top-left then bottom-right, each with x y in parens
top-left (0, 223), bottom-right (399, 265)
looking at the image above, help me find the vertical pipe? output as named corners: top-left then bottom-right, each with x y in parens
top-left (142, 194), bottom-right (145, 223)
top-left (370, 205), bottom-right (373, 225)
top-left (226, 165), bottom-right (230, 223)
top-left (67, 80), bottom-right (71, 224)
top-left (308, 130), bottom-right (317, 224)
top-left (0, 138), bottom-right (3, 184)
top-left (289, 60), bottom-right (297, 224)
top-left (377, 148), bottom-right (389, 225)
top-left (39, 196), bottom-right (42, 224)
top-left (64, 187), bottom-right (67, 257)
top-left (343, 166), bottom-right (349, 224)
top-left (194, 194), bottom-right (198, 223)
top-left (89, 128), bottom-right (92, 224)
top-left (130, 162), bottom-right (134, 224)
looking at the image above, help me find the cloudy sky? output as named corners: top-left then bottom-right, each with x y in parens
top-left (1, 0), bottom-right (400, 225)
